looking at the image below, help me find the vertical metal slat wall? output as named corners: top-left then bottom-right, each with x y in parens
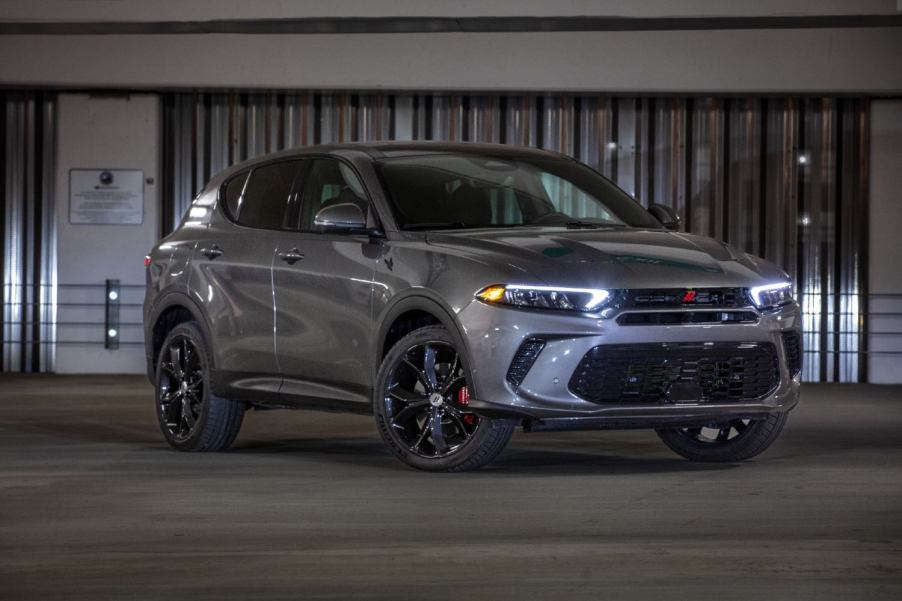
top-left (1, 91), bottom-right (57, 373)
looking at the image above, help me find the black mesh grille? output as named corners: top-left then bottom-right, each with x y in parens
top-left (619, 288), bottom-right (748, 309)
top-left (569, 342), bottom-right (779, 404)
top-left (506, 338), bottom-right (546, 387)
top-left (782, 331), bottom-right (802, 377)
top-left (617, 311), bottom-right (758, 326)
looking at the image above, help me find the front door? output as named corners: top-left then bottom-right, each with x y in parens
top-left (271, 158), bottom-right (379, 409)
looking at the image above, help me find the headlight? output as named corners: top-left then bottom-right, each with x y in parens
top-left (476, 284), bottom-right (611, 312)
top-left (749, 282), bottom-right (793, 310)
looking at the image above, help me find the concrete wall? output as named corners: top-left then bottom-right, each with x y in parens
top-left (54, 94), bottom-right (159, 374)
top-left (2, 28), bottom-right (901, 94)
top-left (868, 100), bottom-right (902, 384)
top-left (2, 0), bottom-right (899, 20)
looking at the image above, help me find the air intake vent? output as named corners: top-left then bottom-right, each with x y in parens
top-left (617, 311), bottom-right (758, 326)
top-left (569, 342), bottom-right (779, 404)
top-left (506, 338), bottom-right (546, 387)
top-left (782, 331), bottom-right (802, 377)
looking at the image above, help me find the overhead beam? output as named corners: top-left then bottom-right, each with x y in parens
top-left (2, 15), bottom-right (902, 35)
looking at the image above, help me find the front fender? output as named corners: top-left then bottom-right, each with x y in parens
top-left (373, 290), bottom-right (484, 397)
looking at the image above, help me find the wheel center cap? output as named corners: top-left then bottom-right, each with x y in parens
top-left (428, 392), bottom-right (444, 407)
top-left (179, 381), bottom-right (189, 395)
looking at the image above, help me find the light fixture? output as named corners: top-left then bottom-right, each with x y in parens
top-left (476, 284), bottom-right (612, 312)
top-left (749, 282), bottom-right (794, 310)
top-left (105, 279), bottom-right (120, 350)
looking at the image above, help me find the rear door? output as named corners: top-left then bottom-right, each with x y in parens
top-left (271, 158), bottom-right (379, 409)
top-left (190, 159), bottom-right (304, 392)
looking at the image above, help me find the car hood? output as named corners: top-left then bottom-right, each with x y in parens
top-left (425, 227), bottom-right (787, 289)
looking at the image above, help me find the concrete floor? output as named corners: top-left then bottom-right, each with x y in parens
top-left (0, 376), bottom-right (900, 600)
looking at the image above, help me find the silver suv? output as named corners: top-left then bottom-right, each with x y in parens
top-left (144, 142), bottom-right (801, 471)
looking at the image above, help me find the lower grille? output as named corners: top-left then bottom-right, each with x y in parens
top-left (569, 342), bottom-right (779, 404)
top-left (506, 338), bottom-right (546, 387)
top-left (782, 331), bottom-right (802, 377)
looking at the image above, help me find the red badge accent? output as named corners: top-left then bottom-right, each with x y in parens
top-left (682, 290), bottom-right (697, 303)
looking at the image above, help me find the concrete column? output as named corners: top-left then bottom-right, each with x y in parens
top-left (868, 99), bottom-right (902, 383)
top-left (54, 93), bottom-right (160, 373)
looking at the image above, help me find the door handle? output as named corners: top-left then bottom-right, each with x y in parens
top-left (201, 244), bottom-right (223, 260)
top-left (278, 248), bottom-right (305, 265)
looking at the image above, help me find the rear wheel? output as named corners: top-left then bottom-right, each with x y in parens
top-left (374, 325), bottom-right (513, 471)
top-left (656, 413), bottom-right (788, 462)
top-left (155, 322), bottom-right (245, 451)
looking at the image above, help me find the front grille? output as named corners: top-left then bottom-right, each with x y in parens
top-left (782, 331), bottom-right (802, 377)
top-left (617, 311), bottom-right (759, 326)
top-left (619, 288), bottom-right (748, 309)
top-left (569, 342), bottom-right (779, 404)
top-left (506, 338), bottom-right (546, 387)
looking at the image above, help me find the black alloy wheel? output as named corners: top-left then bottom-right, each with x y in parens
top-left (374, 325), bottom-right (513, 471)
top-left (385, 340), bottom-right (479, 458)
top-left (157, 333), bottom-right (205, 442)
top-left (675, 420), bottom-right (754, 445)
top-left (155, 322), bottom-right (245, 452)
top-left (657, 412), bottom-right (789, 462)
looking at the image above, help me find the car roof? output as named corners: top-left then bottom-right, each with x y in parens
top-left (210, 141), bottom-right (569, 185)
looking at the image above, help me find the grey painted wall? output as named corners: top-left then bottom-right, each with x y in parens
top-left (868, 100), bottom-right (902, 384)
top-left (2, 0), bottom-right (898, 21)
top-left (54, 94), bottom-right (159, 374)
top-left (2, 27), bottom-right (900, 94)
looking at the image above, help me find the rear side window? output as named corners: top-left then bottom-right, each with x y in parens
top-left (234, 160), bottom-right (302, 230)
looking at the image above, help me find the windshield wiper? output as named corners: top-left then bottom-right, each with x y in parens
top-left (403, 222), bottom-right (468, 231)
top-left (565, 220), bottom-right (626, 229)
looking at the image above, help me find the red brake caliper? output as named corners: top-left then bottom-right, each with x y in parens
top-left (457, 386), bottom-right (477, 425)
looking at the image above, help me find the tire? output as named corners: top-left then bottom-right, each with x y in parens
top-left (374, 325), bottom-right (514, 472)
top-left (656, 412), bottom-right (789, 462)
top-left (154, 321), bottom-right (245, 452)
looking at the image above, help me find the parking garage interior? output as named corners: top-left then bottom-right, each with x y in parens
top-left (1, 1), bottom-right (902, 599)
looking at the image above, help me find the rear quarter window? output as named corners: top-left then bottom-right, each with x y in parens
top-left (221, 171), bottom-right (249, 220)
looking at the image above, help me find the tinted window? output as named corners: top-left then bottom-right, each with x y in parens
top-left (377, 154), bottom-right (660, 230)
top-left (221, 171), bottom-right (248, 220)
top-left (299, 159), bottom-right (369, 231)
top-left (236, 160), bottom-right (302, 230)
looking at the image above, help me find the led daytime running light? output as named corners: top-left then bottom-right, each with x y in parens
top-left (749, 282), bottom-right (792, 307)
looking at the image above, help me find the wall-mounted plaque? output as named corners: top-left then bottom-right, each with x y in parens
top-left (69, 169), bottom-right (144, 225)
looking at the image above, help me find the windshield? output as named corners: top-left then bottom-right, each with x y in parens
top-left (376, 153), bottom-right (661, 230)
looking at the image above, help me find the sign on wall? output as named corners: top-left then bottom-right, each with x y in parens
top-left (69, 169), bottom-right (144, 225)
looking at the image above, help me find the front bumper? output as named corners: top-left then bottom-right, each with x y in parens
top-left (457, 300), bottom-right (802, 429)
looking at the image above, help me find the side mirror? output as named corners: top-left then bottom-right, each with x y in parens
top-left (313, 203), bottom-right (367, 232)
top-left (648, 203), bottom-right (681, 230)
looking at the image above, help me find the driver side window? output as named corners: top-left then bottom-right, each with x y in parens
top-left (298, 159), bottom-right (369, 232)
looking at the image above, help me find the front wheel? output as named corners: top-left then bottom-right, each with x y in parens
top-left (374, 325), bottom-right (514, 472)
top-left (656, 412), bottom-right (789, 462)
